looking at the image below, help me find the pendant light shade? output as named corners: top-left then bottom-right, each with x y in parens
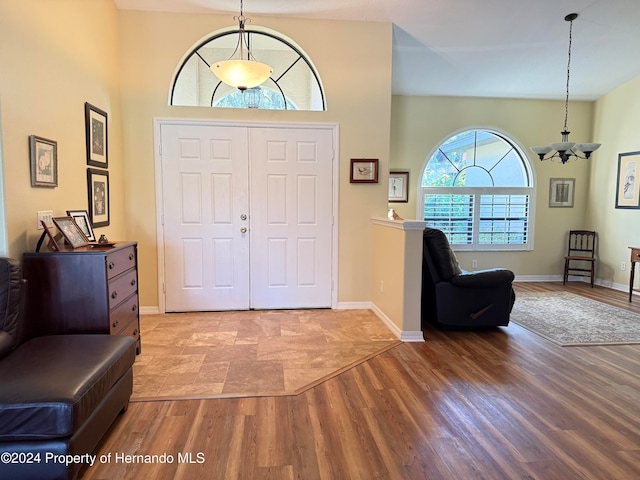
top-left (531, 13), bottom-right (601, 164)
top-left (212, 59), bottom-right (272, 91)
top-left (210, 0), bottom-right (273, 91)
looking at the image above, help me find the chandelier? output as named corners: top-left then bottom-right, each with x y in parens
top-left (531, 13), bottom-right (601, 164)
top-left (210, 0), bottom-right (273, 91)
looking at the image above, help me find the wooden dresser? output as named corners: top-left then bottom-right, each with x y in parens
top-left (22, 241), bottom-right (141, 354)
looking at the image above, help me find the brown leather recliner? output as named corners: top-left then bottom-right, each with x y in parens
top-left (421, 227), bottom-right (516, 330)
top-left (0, 258), bottom-right (136, 480)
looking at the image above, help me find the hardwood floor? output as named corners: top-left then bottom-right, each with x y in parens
top-left (82, 283), bottom-right (640, 479)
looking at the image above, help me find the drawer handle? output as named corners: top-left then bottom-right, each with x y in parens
top-left (112, 320), bottom-right (119, 328)
top-left (132, 304), bottom-right (138, 312)
top-left (129, 253), bottom-right (134, 261)
top-left (112, 291), bottom-right (118, 299)
top-left (108, 262), bottom-right (115, 270)
top-left (131, 279), bottom-right (137, 286)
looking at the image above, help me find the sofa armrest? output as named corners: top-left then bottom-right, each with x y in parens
top-left (449, 268), bottom-right (514, 288)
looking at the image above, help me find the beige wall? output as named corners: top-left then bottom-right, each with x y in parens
top-left (117, 11), bottom-right (393, 307)
top-left (0, 0), bottom-right (126, 256)
top-left (589, 75), bottom-right (640, 288)
top-left (389, 95), bottom-right (596, 277)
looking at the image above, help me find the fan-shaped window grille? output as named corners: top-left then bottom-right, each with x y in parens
top-left (171, 28), bottom-right (325, 111)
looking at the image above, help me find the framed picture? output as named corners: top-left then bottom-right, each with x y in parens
top-left (29, 135), bottom-right (58, 187)
top-left (66, 209), bottom-right (96, 242)
top-left (615, 151), bottom-right (640, 209)
top-left (87, 168), bottom-right (110, 227)
top-left (389, 170), bottom-right (410, 203)
top-left (549, 178), bottom-right (575, 208)
top-left (85, 102), bottom-right (108, 168)
top-left (52, 216), bottom-right (89, 248)
top-left (350, 159), bottom-right (379, 183)
top-left (36, 220), bottom-right (61, 252)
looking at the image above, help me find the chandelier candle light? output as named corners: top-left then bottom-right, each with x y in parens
top-left (211, 0), bottom-right (273, 91)
top-left (531, 13), bottom-right (601, 164)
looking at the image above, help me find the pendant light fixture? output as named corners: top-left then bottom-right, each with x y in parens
top-left (211, 0), bottom-right (273, 91)
top-left (531, 13), bottom-right (601, 164)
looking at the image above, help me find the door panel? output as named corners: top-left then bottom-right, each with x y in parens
top-left (162, 124), bottom-right (249, 311)
top-left (249, 127), bottom-right (333, 309)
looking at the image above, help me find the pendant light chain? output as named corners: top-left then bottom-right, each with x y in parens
top-left (562, 17), bottom-right (573, 135)
top-left (530, 13), bottom-right (601, 163)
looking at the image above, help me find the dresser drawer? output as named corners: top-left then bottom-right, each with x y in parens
top-left (115, 317), bottom-right (140, 342)
top-left (108, 269), bottom-right (138, 309)
top-left (109, 293), bottom-right (139, 334)
top-left (106, 246), bottom-right (137, 279)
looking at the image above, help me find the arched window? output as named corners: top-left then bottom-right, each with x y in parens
top-left (419, 129), bottom-right (535, 251)
top-left (170, 27), bottom-right (325, 111)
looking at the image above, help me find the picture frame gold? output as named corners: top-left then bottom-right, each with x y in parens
top-left (52, 216), bottom-right (89, 248)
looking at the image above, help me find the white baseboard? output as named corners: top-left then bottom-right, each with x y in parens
top-left (140, 306), bottom-right (160, 315)
top-left (514, 275), bottom-right (635, 297)
top-left (370, 303), bottom-right (425, 342)
top-left (335, 301), bottom-right (372, 310)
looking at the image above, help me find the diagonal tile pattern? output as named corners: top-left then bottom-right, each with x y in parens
top-left (132, 309), bottom-right (401, 401)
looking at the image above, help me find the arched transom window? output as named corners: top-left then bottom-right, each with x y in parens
top-left (419, 129), bottom-right (535, 250)
top-left (171, 28), bottom-right (325, 111)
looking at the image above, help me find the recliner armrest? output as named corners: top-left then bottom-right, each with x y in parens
top-left (450, 268), bottom-right (514, 288)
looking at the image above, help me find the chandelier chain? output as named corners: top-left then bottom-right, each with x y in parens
top-left (563, 17), bottom-right (573, 133)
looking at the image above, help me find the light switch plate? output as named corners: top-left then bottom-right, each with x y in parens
top-left (37, 210), bottom-right (54, 230)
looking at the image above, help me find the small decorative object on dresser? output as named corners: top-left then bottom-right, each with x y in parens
top-left (22, 241), bottom-right (141, 354)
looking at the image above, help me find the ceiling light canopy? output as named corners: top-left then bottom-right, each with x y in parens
top-left (531, 13), bottom-right (601, 164)
top-left (210, 0), bottom-right (273, 91)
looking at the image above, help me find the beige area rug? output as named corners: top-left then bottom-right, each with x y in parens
top-left (131, 309), bottom-right (401, 401)
top-left (511, 291), bottom-right (640, 346)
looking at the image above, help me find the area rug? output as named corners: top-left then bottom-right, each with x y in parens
top-left (511, 292), bottom-right (640, 346)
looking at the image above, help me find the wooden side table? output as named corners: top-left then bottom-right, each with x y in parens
top-left (629, 247), bottom-right (640, 302)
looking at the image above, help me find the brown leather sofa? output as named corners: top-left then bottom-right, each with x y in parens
top-left (0, 257), bottom-right (136, 480)
top-left (421, 227), bottom-right (516, 329)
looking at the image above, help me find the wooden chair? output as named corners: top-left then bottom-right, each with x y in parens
top-left (563, 230), bottom-right (596, 287)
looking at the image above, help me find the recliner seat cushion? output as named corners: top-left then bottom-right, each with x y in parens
top-left (0, 334), bottom-right (135, 441)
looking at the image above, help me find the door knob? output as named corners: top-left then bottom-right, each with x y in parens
top-left (240, 214), bottom-right (247, 220)
top-left (240, 227), bottom-right (247, 233)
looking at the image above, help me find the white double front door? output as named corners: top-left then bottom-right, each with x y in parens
top-left (159, 122), bottom-right (334, 311)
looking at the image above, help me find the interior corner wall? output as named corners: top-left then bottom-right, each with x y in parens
top-left (117, 11), bottom-right (393, 307)
top-left (0, 0), bottom-right (125, 258)
top-left (389, 95), bottom-right (595, 277)
top-left (589, 74), bottom-right (640, 289)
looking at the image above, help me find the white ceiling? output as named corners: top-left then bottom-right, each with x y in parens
top-left (114, 0), bottom-right (640, 100)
